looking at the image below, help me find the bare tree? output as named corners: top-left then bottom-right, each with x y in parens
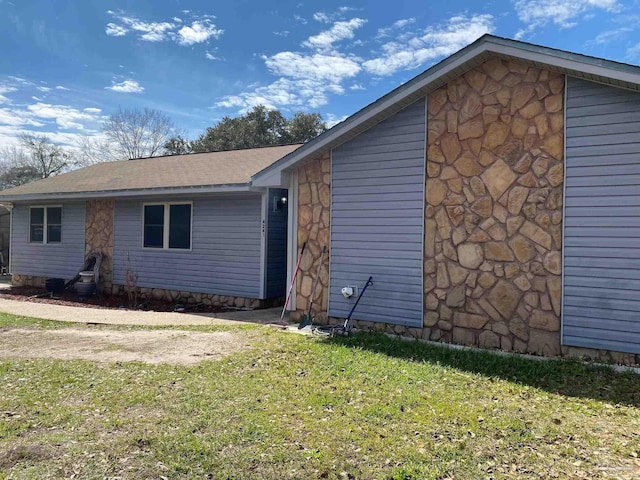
top-left (76, 136), bottom-right (119, 165)
top-left (0, 135), bottom-right (74, 190)
top-left (19, 134), bottom-right (72, 177)
top-left (103, 108), bottom-right (175, 160)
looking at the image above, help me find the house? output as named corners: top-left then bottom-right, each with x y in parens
top-left (251, 35), bottom-right (640, 364)
top-left (0, 144), bottom-right (301, 308)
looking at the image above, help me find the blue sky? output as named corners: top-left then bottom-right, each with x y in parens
top-left (0, 0), bottom-right (639, 150)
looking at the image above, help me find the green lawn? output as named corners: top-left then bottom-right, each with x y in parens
top-left (1, 313), bottom-right (639, 479)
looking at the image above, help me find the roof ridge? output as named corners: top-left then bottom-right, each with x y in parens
top-left (129, 142), bottom-right (304, 161)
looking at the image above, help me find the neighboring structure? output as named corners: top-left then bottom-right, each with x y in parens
top-left (253, 35), bottom-right (640, 363)
top-left (0, 144), bottom-right (300, 308)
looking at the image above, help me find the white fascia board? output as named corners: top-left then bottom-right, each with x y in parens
top-left (252, 169), bottom-right (290, 188)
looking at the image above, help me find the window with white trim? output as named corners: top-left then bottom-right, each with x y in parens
top-left (30, 206), bottom-right (62, 244)
top-left (143, 202), bottom-right (192, 249)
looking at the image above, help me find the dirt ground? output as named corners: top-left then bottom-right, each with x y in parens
top-left (0, 285), bottom-right (225, 314)
top-left (0, 327), bottom-right (253, 365)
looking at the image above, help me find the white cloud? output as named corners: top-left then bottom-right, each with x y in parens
top-left (313, 7), bottom-right (359, 24)
top-left (302, 18), bottom-right (367, 51)
top-left (106, 79), bottom-right (145, 93)
top-left (54, 85), bottom-right (69, 90)
top-left (205, 51), bottom-right (220, 60)
top-left (105, 22), bottom-right (128, 36)
top-left (0, 108), bottom-right (44, 127)
top-left (214, 12), bottom-right (492, 113)
top-left (294, 14), bottom-right (307, 24)
top-left (274, 30), bottom-right (290, 37)
top-left (177, 20), bottom-right (223, 45)
top-left (513, 0), bottom-right (622, 38)
top-left (376, 18), bottom-right (416, 38)
top-left (106, 10), bottom-right (223, 46)
top-left (27, 103), bottom-right (100, 130)
top-left (265, 52), bottom-right (361, 82)
top-left (588, 26), bottom-right (633, 45)
top-left (325, 113), bottom-right (348, 127)
top-left (363, 14), bottom-right (494, 76)
top-left (36, 85), bottom-right (51, 92)
top-left (0, 85), bottom-right (17, 104)
top-left (0, 79), bottom-right (106, 149)
top-left (216, 77), bottom-right (345, 111)
top-left (627, 43), bottom-right (640, 61)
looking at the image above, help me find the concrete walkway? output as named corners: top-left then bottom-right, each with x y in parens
top-left (0, 297), bottom-right (285, 327)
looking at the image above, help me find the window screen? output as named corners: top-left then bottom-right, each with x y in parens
top-left (143, 204), bottom-right (164, 248)
top-left (169, 203), bottom-right (191, 249)
top-left (30, 207), bottom-right (44, 243)
top-left (46, 207), bottom-right (62, 243)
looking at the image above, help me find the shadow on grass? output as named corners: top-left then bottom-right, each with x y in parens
top-left (327, 332), bottom-right (640, 407)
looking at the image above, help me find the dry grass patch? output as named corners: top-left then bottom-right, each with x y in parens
top-left (1, 313), bottom-right (639, 479)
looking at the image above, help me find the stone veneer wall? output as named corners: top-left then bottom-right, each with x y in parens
top-left (290, 152), bottom-right (331, 322)
top-left (12, 274), bottom-right (46, 287)
top-left (423, 59), bottom-right (564, 355)
top-left (85, 199), bottom-right (114, 294)
top-left (110, 284), bottom-right (263, 309)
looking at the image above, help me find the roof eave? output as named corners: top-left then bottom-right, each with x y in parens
top-left (0, 183), bottom-right (254, 203)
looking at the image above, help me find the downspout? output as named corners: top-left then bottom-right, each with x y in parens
top-left (2, 203), bottom-right (14, 275)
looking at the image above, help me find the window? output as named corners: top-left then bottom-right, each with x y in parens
top-left (143, 202), bottom-right (192, 249)
top-left (30, 206), bottom-right (62, 244)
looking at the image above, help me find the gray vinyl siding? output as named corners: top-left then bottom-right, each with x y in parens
top-left (265, 188), bottom-right (288, 298)
top-left (563, 76), bottom-right (640, 354)
top-left (113, 195), bottom-right (262, 298)
top-left (10, 202), bottom-right (86, 281)
top-left (329, 99), bottom-right (425, 327)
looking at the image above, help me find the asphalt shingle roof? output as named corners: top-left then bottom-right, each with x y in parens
top-left (0, 143), bottom-right (302, 199)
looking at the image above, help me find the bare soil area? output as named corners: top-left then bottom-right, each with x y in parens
top-left (0, 286), bottom-right (224, 314)
top-left (0, 327), bottom-right (251, 365)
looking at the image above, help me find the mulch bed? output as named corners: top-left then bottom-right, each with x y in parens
top-left (0, 285), bottom-right (225, 314)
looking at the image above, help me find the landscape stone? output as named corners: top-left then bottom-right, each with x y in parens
top-left (546, 163), bottom-right (564, 187)
top-left (481, 159), bottom-right (517, 200)
top-left (488, 280), bottom-right (523, 318)
top-left (470, 196), bottom-right (493, 218)
top-left (520, 221), bottom-right (552, 249)
top-left (448, 263), bottom-right (469, 285)
top-left (446, 110), bottom-right (458, 133)
top-left (543, 251), bottom-right (561, 275)
top-left (453, 312), bottom-right (489, 329)
top-left (446, 285), bottom-right (466, 308)
top-left (485, 242), bottom-right (515, 261)
top-left (508, 186), bottom-right (529, 215)
top-left (479, 331), bottom-right (500, 349)
top-left (428, 145), bottom-right (445, 163)
top-left (454, 152), bottom-right (483, 176)
top-left (426, 179), bottom-right (447, 206)
top-left (508, 235), bottom-right (537, 263)
top-left (483, 122), bottom-right (510, 150)
top-left (457, 243), bottom-right (484, 269)
top-left (527, 329), bottom-right (561, 356)
top-left (441, 133), bottom-right (462, 163)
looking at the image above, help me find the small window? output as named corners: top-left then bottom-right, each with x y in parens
top-left (143, 202), bottom-right (191, 250)
top-left (143, 205), bottom-right (165, 248)
top-left (30, 206), bottom-right (62, 244)
top-left (47, 207), bottom-right (62, 243)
